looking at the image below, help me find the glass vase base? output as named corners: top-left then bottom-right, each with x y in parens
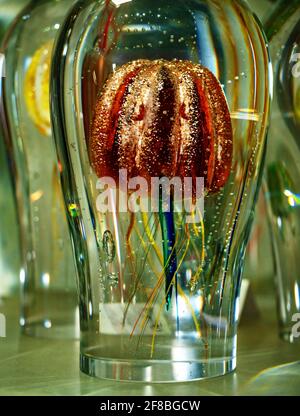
top-left (20, 291), bottom-right (79, 339)
top-left (21, 320), bottom-right (79, 340)
top-left (80, 354), bottom-right (236, 383)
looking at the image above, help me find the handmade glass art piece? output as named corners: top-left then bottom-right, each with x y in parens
top-left (51, 0), bottom-right (270, 381)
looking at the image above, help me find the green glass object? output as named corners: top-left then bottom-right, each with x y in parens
top-left (1, 0), bottom-right (78, 338)
top-left (52, 0), bottom-right (270, 381)
top-left (247, 0), bottom-right (282, 24)
top-left (0, 0), bottom-right (29, 40)
top-left (264, 0), bottom-right (300, 342)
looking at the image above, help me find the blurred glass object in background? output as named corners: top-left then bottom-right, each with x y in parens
top-left (247, 0), bottom-right (300, 342)
top-left (247, 0), bottom-right (282, 25)
top-left (0, 0), bottom-right (30, 298)
top-left (0, 0), bottom-right (29, 40)
top-left (264, 0), bottom-right (300, 342)
top-left (1, 0), bottom-right (79, 338)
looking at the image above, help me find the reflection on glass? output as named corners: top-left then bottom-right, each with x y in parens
top-left (243, 361), bottom-right (300, 395)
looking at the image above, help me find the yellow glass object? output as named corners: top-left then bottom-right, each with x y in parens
top-left (24, 41), bottom-right (53, 136)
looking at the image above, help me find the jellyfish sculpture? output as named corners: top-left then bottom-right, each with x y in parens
top-left (89, 59), bottom-right (233, 311)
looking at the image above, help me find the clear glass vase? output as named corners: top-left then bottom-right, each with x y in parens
top-left (1, 0), bottom-right (78, 338)
top-left (0, 0), bottom-right (30, 298)
top-left (264, 0), bottom-right (300, 343)
top-left (51, 0), bottom-right (271, 381)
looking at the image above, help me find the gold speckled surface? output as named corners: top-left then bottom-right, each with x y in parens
top-left (90, 60), bottom-right (232, 194)
top-left (0, 294), bottom-right (299, 396)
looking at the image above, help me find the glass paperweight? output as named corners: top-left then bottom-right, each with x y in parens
top-left (264, 0), bottom-right (300, 343)
top-left (52, 0), bottom-right (270, 381)
top-left (1, 0), bottom-right (79, 338)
